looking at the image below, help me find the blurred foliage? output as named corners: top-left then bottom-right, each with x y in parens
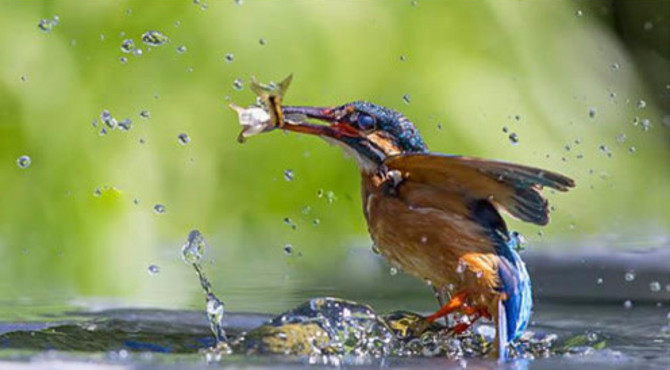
top-left (0, 0), bottom-right (668, 314)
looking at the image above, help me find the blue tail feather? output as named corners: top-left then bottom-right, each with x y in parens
top-left (497, 232), bottom-right (533, 343)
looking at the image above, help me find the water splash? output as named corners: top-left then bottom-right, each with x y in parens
top-left (180, 230), bottom-right (230, 350)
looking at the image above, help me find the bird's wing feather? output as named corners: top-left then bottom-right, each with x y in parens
top-left (384, 153), bottom-right (575, 225)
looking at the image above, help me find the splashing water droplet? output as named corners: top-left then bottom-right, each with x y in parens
top-left (456, 260), bottom-right (466, 274)
top-left (118, 118), bottom-right (132, 131)
top-left (283, 169), bottom-right (294, 181)
top-left (153, 204), bottom-right (166, 214)
top-left (623, 300), bottom-right (633, 309)
top-left (121, 39), bottom-right (135, 53)
top-left (508, 132), bottom-right (519, 145)
top-left (283, 244), bottom-right (293, 255)
top-left (637, 100), bottom-right (646, 109)
top-left (399, 55), bottom-right (407, 61)
top-left (141, 30), bottom-right (168, 46)
top-left (181, 230), bottom-right (205, 264)
top-left (576, 9), bottom-right (583, 16)
top-left (628, 146), bottom-right (636, 154)
top-left (147, 264), bottom-right (160, 275)
top-left (588, 107), bottom-right (597, 118)
top-left (16, 155), bottom-right (31, 169)
top-left (224, 53), bottom-right (234, 63)
top-left (37, 16), bottom-right (59, 33)
top-left (235, 0), bottom-right (244, 5)
top-left (597, 277), bottom-right (603, 285)
top-left (258, 38), bottom-right (267, 45)
top-left (389, 267), bottom-right (398, 276)
top-left (283, 217), bottom-right (297, 230)
top-left (502, 126), bottom-right (508, 133)
top-left (232, 78), bottom-right (243, 91)
top-left (641, 119), bottom-right (651, 131)
top-left (599, 144), bottom-right (612, 158)
top-left (178, 133), bottom-right (190, 145)
top-left (650, 281), bottom-right (661, 292)
top-left (312, 218), bottom-right (320, 226)
top-left (402, 94), bottom-right (411, 104)
top-left (93, 188), bottom-right (101, 197)
top-left (139, 110), bottom-right (150, 119)
top-left (616, 133), bottom-right (626, 144)
top-left (325, 191), bottom-right (336, 204)
top-left (176, 45), bottom-right (187, 54)
top-left (611, 63), bottom-right (620, 70)
top-left (624, 271), bottom-right (635, 282)
top-left (119, 57), bottom-right (128, 65)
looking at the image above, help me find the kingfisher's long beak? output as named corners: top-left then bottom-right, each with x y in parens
top-left (280, 106), bottom-right (358, 139)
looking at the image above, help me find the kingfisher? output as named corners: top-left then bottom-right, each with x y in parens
top-left (245, 100), bottom-right (574, 358)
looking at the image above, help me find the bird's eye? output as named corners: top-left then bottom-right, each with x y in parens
top-left (356, 114), bottom-right (376, 131)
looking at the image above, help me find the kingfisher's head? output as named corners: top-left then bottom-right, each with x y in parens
top-left (282, 101), bottom-right (427, 173)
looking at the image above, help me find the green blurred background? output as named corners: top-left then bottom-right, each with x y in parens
top-left (0, 0), bottom-right (668, 316)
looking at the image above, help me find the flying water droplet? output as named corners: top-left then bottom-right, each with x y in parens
top-left (456, 260), bottom-right (467, 274)
top-left (176, 45), bottom-right (187, 54)
top-left (181, 230), bottom-right (205, 264)
top-left (178, 133), bottom-right (190, 145)
top-left (637, 100), bottom-right (646, 109)
top-left (650, 281), bottom-right (661, 292)
top-left (502, 126), bottom-right (508, 133)
top-left (610, 63), bottom-right (620, 70)
top-left (224, 53), bottom-right (234, 63)
top-left (399, 55), bottom-right (407, 61)
top-left (139, 110), bottom-right (150, 119)
top-left (588, 107), bottom-right (597, 118)
top-left (233, 78), bottom-right (243, 91)
top-left (599, 144), bottom-right (612, 158)
top-left (597, 277), bottom-right (603, 285)
top-left (93, 188), bottom-right (101, 197)
top-left (508, 132), bottom-right (519, 145)
top-left (37, 16), bottom-right (59, 33)
top-left (283, 244), bottom-right (293, 255)
top-left (576, 9), bottom-right (583, 16)
top-left (312, 218), bottom-right (320, 226)
top-left (283, 169), bottom-right (294, 181)
top-left (641, 119), bottom-right (651, 131)
top-left (141, 30), bottom-right (168, 46)
top-left (121, 39), bottom-right (135, 53)
top-left (616, 133), bottom-right (626, 144)
top-left (623, 300), bottom-right (633, 309)
top-left (259, 38), bottom-right (267, 46)
top-left (325, 191), bottom-right (336, 204)
top-left (628, 146), bottom-right (636, 154)
top-left (402, 94), bottom-right (411, 104)
top-left (16, 155), bottom-right (31, 169)
top-left (119, 57), bottom-right (128, 65)
top-left (118, 118), bottom-right (132, 131)
top-left (147, 264), bottom-right (160, 275)
top-left (153, 204), bottom-right (166, 214)
top-left (283, 217), bottom-right (297, 230)
top-left (389, 267), bottom-right (398, 276)
top-left (624, 271), bottom-right (636, 282)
